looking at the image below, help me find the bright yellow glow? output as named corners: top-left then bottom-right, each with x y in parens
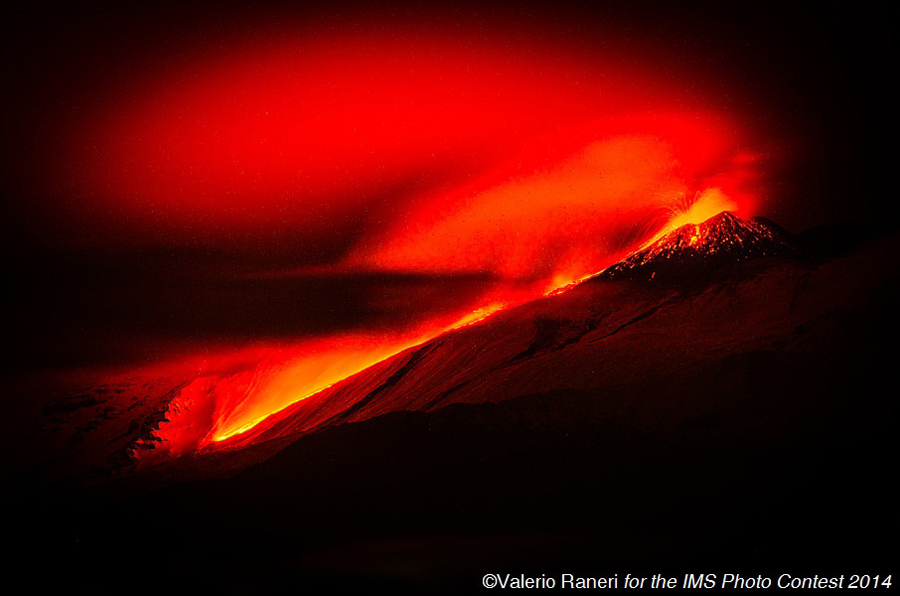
top-left (445, 302), bottom-right (508, 330)
top-left (211, 301), bottom-right (514, 444)
top-left (643, 188), bottom-right (737, 249)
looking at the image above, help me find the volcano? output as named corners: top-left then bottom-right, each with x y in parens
top-left (600, 211), bottom-right (797, 281)
top-left (6, 212), bottom-right (896, 591)
top-left (156, 211), bottom-right (804, 456)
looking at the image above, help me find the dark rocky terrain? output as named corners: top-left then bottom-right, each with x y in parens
top-left (5, 214), bottom-right (897, 592)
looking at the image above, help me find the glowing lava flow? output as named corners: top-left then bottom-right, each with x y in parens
top-left (206, 299), bottom-right (514, 445)
top-left (164, 302), bottom-right (524, 451)
top-left (138, 333), bottom-right (438, 458)
top-left (208, 337), bottom-right (428, 443)
top-left (206, 304), bottom-right (512, 444)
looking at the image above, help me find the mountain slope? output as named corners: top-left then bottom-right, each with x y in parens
top-left (8, 217), bottom-right (897, 590)
top-left (138, 213), bottom-right (886, 480)
top-left (9, 213), bottom-right (881, 483)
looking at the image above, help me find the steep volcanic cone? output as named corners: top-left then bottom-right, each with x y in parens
top-left (601, 211), bottom-right (797, 282)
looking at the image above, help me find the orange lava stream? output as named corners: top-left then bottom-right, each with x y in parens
top-left (207, 301), bottom-right (517, 445)
top-left (210, 336), bottom-right (430, 443)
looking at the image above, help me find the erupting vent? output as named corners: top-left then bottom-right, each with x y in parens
top-left (601, 212), bottom-right (796, 281)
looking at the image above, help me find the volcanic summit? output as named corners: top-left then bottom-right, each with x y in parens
top-left (601, 211), bottom-right (797, 282)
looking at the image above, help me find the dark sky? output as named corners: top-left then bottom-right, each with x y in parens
top-left (2, 0), bottom-right (887, 371)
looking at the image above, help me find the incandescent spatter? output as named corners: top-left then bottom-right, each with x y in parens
top-left (600, 211), bottom-right (798, 282)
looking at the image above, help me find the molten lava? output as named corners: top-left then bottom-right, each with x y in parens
top-left (641, 188), bottom-right (740, 247)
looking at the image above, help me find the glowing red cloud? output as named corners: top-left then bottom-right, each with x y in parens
top-left (59, 25), bottom-right (761, 253)
top-left (349, 114), bottom-right (759, 280)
